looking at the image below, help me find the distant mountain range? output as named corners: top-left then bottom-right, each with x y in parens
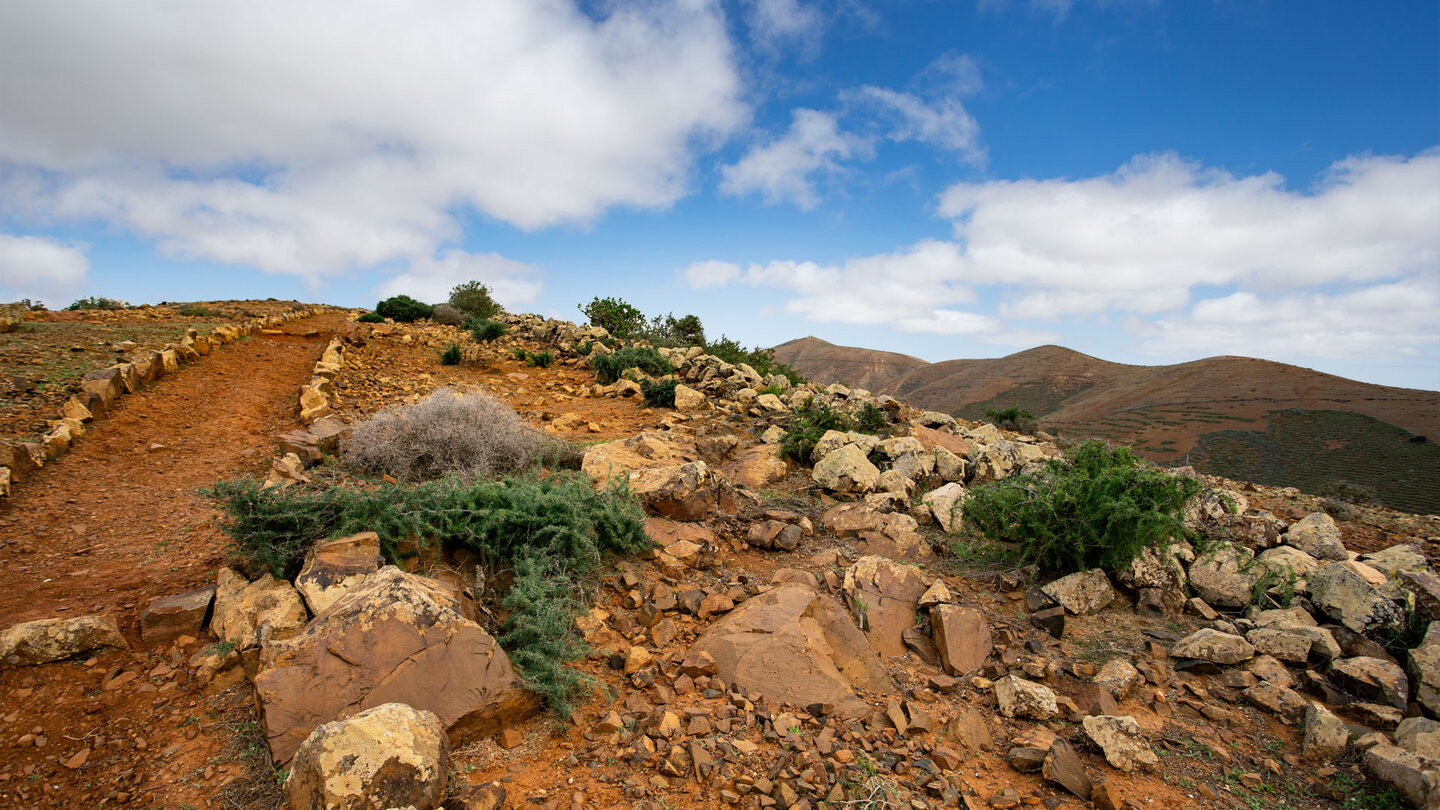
top-left (772, 337), bottom-right (1440, 515)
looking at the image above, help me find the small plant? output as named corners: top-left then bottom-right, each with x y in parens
top-left (468, 318), bottom-right (507, 342)
top-left (356, 311), bottom-right (384, 323)
top-left (641, 379), bottom-right (679, 408)
top-left (579, 296), bottom-right (645, 339)
top-left (449, 280), bottom-right (500, 320)
top-left (985, 407), bottom-right (1038, 433)
top-left (525, 350), bottom-right (554, 368)
top-left (344, 388), bottom-right (554, 482)
top-left (963, 440), bottom-right (1203, 574)
top-left (67, 296), bottom-right (128, 311)
top-left (780, 401), bottom-right (857, 463)
top-left (374, 294), bottom-right (434, 323)
top-left (510, 347), bottom-right (528, 361)
top-left (576, 340), bottom-right (594, 356)
top-left (856, 402), bottom-right (887, 433)
top-left (440, 343), bottom-right (462, 365)
top-left (756, 384), bottom-right (786, 397)
top-left (590, 346), bottom-right (674, 385)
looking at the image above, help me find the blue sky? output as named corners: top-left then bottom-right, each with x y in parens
top-left (1, 0), bottom-right (1437, 389)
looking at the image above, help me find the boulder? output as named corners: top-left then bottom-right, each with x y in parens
top-left (629, 460), bottom-right (726, 522)
top-left (1256, 545), bottom-right (1321, 592)
top-left (1283, 512), bottom-right (1348, 561)
top-left (211, 568), bottom-right (309, 651)
top-left (1364, 743), bottom-right (1438, 810)
top-left (1170, 628), bottom-right (1255, 665)
top-left (746, 520), bottom-right (802, 552)
top-left (1302, 702), bottom-right (1350, 761)
top-left (254, 567), bottom-right (540, 764)
top-left (930, 604), bottom-right (990, 676)
top-left (718, 444), bottom-right (789, 489)
top-left (295, 532), bottom-right (385, 615)
top-left (0, 616), bottom-right (127, 667)
top-left (140, 586), bottom-right (216, 643)
top-left (1310, 561), bottom-right (1403, 633)
top-left (842, 556), bottom-right (929, 658)
top-left (1330, 656), bottom-right (1410, 711)
top-left (1410, 622), bottom-right (1440, 716)
top-left (995, 675), bottom-right (1058, 720)
top-left (1081, 715), bottom-right (1158, 772)
top-left (812, 444), bottom-right (880, 494)
top-left (1115, 542), bottom-right (1191, 592)
top-left (1188, 544), bottom-right (1262, 609)
top-left (921, 483), bottom-right (969, 535)
top-left (811, 430), bottom-right (880, 463)
top-left (0, 442), bottom-right (39, 483)
top-left (689, 583), bottom-right (895, 717)
top-left (820, 503), bottom-right (936, 564)
top-left (580, 432), bottom-right (693, 483)
top-left (1094, 659), bottom-right (1140, 700)
top-left (932, 445), bottom-right (967, 483)
top-left (1246, 627), bottom-right (1319, 663)
top-left (1040, 569), bottom-right (1115, 616)
top-left (673, 384), bottom-right (706, 412)
top-left (1042, 740), bottom-right (1092, 800)
top-left (1362, 544), bottom-right (1429, 580)
top-left (284, 702), bottom-right (448, 810)
top-left (1241, 681), bottom-right (1309, 723)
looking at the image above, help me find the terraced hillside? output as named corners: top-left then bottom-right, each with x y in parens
top-left (774, 337), bottom-right (1440, 513)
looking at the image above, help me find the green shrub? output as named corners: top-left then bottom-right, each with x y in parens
top-left (356, 312), bottom-right (384, 323)
top-left (780, 402), bottom-right (857, 462)
top-left (449, 280), bottom-right (500, 320)
top-left (510, 347), bottom-right (528, 361)
top-left (704, 335), bottom-right (806, 385)
top-left (67, 296), bottom-right (128, 311)
top-left (579, 296), bottom-right (645, 339)
top-left (440, 343), bottom-right (462, 365)
top-left (590, 346), bottom-right (674, 385)
top-left (985, 407), bottom-right (1038, 433)
top-left (640, 313), bottom-right (706, 347)
top-left (962, 441), bottom-right (1203, 574)
top-left (757, 384), bottom-right (786, 397)
top-left (206, 472), bottom-right (650, 715)
top-left (526, 350), bottom-right (554, 368)
top-left (345, 388), bottom-right (553, 482)
top-left (468, 318), bottom-right (507, 342)
top-left (642, 379), bottom-right (679, 408)
top-left (374, 295), bottom-right (434, 323)
top-left (856, 403), bottom-right (888, 433)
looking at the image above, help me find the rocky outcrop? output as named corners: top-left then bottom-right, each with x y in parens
top-left (295, 532), bottom-right (385, 615)
top-left (211, 568), bottom-right (309, 651)
top-left (689, 583), bottom-right (895, 717)
top-left (842, 556), bottom-right (929, 658)
top-left (254, 567), bottom-right (540, 764)
top-left (0, 615), bottom-right (127, 666)
top-left (284, 702), bottom-right (449, 810)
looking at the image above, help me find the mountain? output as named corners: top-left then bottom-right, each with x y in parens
top-left (773, 337), bottom-right (1440, 514)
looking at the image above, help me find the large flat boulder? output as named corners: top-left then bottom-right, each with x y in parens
top-left (689, 583), bottom-right (895, 717)
top-left (1, 616), bottom-right (127, 667)
top-left (283, 702), bottom-right (449, 810)
top-left (295, 532), bottom-right (385, 615)
top-left (842, 556), bottom-right (929, 658)
top-left (254, 567), bottom-right (540, 764)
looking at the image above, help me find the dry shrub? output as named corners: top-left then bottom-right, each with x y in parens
top-left (346, 388), bottom-right (549, 481)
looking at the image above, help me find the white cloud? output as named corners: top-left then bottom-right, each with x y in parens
top-left (1142, 279), bottom-right (1440, 367)
top-left (373, 250), bottom-right (543, 309)
top-left (0, 0), bottom-right (745, 283)
top-left (918, 51), bottom-right (984, 98)
top-left (743, 0), bottom-right (825, 57)
top-left (0, 234), bottom-right (90, 304)
top-left (939, 150), bottom-right (1440, 316)
top-left (686, 148), bottom-right (1440, 363)
top-left (680, 259), bottom-right (742, 288)
top-left (852, 87), bottom-right (985, 164)
top-left (720, 109), bottom-right (869, 209)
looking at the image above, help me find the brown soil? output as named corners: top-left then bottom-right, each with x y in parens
top-left (0, 312), bottom-right (346, 808)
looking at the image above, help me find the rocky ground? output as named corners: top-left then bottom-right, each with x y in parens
top-left (1, 308), bottom-right (1437, 809)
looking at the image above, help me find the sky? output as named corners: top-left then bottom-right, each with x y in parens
top-left (1, 1), bottom-right (1437, 390)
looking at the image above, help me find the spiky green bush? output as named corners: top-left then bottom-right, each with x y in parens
top-left (356, 312), bottom-right (384, 323)
top-left (642, 379), bottom-right (679, 408)
top-left (205, 472), bottom-right (650, 714)
top-left (590, 346), bottom-right (674, 385)
top-left (440, 343), bottom-right (462, 365)
top-left (780, 402), bottom-right (858, 463)
top-left (468, 317), bottom-right (507, 342)
top-left (526, 350), bottom-right (554, 368)
top-left (579, 296), bottom-right (645, 339)
top-left (374, 294), bottom-right (433, 323)
top-left (962, 440), bottom-right (1203, 573)
top-left (449, 280), bottom-right (500, 320)
top-left (67, 296), bottom-right (128, 311)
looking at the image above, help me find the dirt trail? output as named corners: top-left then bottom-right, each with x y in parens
top-left (0, 312), bottom-right (347, 808)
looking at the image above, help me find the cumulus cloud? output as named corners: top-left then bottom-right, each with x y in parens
top-left (687, 149), bottom-right (1440, 362)
top-left (939, 150), bottom-right (1440, 317)
top-left (373, 251), bottom-right (543, 309)
top-left (743, 0), bottom-right (825, 57)
top-left (680, 259), bottom-right (743, 288)
top-left (0, 0), bottom-right (744, 284)
top-left (851, 87), bottom-right (985, 164)
top-left (720, 109), bottom-right (869, 208)
top-left (0, 234), bottom-right (90, 303)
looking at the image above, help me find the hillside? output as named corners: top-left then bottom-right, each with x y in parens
top-left (774, 337), bottom-right (1440, 513)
